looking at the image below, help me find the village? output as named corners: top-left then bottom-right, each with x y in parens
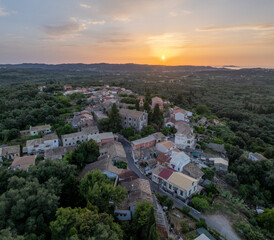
top-left (0, 84), bottom-right (267, 240)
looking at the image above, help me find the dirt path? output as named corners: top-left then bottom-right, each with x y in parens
top-left (205, 214), bottom-right (241, 240)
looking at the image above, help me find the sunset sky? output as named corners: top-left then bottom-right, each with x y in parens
top-left (0, 0), bottom-right (274, 67)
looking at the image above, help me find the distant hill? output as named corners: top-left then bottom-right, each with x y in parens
top-left (0, 63), bottom-right (227, 72)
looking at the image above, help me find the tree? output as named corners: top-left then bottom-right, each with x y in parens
top-left (0, 177), bottom-right (60, 238)
top-left (133, 201), bottom-right (155, 240)
top-left (152, 104), bottom-right (163, 127)
top-left (141, 125), bottom-right (156, 137)
top-left (122, 127), bottom-right (137, 139)
top-left (201, 167), bottom-right (215, 180)
top-left (109, 103), bottom-right (122, 133)
top-left (181, 221), bottom-right (189, 233)
top-left (65, 140), bottom-right (99, 169)
top-left (98, 118), bottom-right (110, 132)
top-left (226, 172), bottom-right (238, 186)
top-left (79, 170), bottom-right (127, 212)
top-left (135, 99), bottom-right (140, 111)
top-left (29, 160), bottom-right (82, 207)
top-left (56, 123), bottom-right (75, 137)
top-left (190, 197), bottom-right (210, 211)
top-left (0, 229), bottom-right (24, 240)
top-left (50, 207), bottom-right (123, 240)
top-left (196, 104), bottom-right (210, 115)
top-left (257, 208), bottom-right (274, 233)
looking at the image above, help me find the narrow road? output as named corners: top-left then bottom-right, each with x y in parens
top-left (118, 136), bottom-right (238, 239)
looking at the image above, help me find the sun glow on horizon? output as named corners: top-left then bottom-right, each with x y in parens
top-left (161, 55), bottom-right (165, 60)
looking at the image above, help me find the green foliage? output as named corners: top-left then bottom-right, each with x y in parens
top-left (155, 194), bottom-right (174, 209)
top-left (0, 176), bottom-right (60, 238)
top-left (257, 208), bottom-right (274, 233)
top-left (50, 207), bottom-right (123, 240)
top-left (122, 127), bottom-right (137, 139)
top-left (151, 104), bottom-right (164, 127)
top-left (201, 167), bottom-right (215, 180)
top-left (98, 118), bottom-right (110, 132)
top-left (141, 125), bottom-right (156, 137)
top-left (196, 104), bottom-right (210, 115)
top-left (79, 170), bottom-right (127, 212)
top-left (225, 172), bottom-right (239, 186)
top-left (181, 221), bottom-right (189, 233)
top-left (65, 140), bottom-right (99, 169)
top-left (196, 219), bottom-right (207, 229)
top-left (182, 206), bottom-right (191, 215)
top-left (56, 123), bottom-right (75, 137)
top-left (120, 97), bottom-right (136, 104)
top-left (133, 201), bottom-right (157, 240)
top-left (190, 196), bottom-right (210, 211)
top-left (0, 228), bottom-right (25, 240)
top-left (113, 160), bottom-right (127, 169)
top-left (161, 126), bottom-right (177, 136)
top-left (235, 222), bottom-right (265, 240)
top-left (129, 134), bottom-right (142, 141)
top-left (109, 104), bottom-right (122, 133)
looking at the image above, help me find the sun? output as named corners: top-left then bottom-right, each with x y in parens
top-left (161, 55), bottom-right (165, 60)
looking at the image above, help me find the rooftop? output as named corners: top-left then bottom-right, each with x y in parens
top-left (210, 157), bottom-right (229, 166)
top-left (100, 141), bottom-right (126, 159)
top-left (61, 131), bottom-right (86, 140)
top-left (118, 170), bottom-right (139, 183)
top-left (176, 122), bottom-right (194, 136)
top-left (158, 167), bottom-right (176, 180)
top-left (30, 124), bottom-right (51, 131)
top-left (10, 155), bottom-right (36, 170)
top-left (119, 108), bottom-right (145, 119)
top-left (131, 135), bottom-right (155, 146)
top-left (168, 171), bottom-right (197, 190)
top-left (183, 163), bottom-right (204, 179)
top-left (117, 178), bottom-right (153, 210)
top-left (44, 146), bottom-right (77, 160)
top-left (89, 132), bottom-right (114, 143)
top-left (79, 155), bottom-right (124, 179)
top-left (0, 145), bottom-right (20, 156)
top-left (157, 141), bottom-right (175, 150)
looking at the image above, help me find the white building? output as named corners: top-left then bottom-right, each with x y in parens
top-left (169, 151), bottom-right (191, 172)
top-left (30, 125), bottom-right (51, 136)
top-left (156, 141), bottom-right (176, 153)
top-left (175, 122), bottom-right (195, 149)
top-left (152, 165), bottom-right (199, 200)
top-left (26, 135), bottom-right (59, 154)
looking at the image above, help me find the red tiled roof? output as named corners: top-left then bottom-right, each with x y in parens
top-left (156, 153), bottom-right (171, 165)
top-left (158, 167), bottom-right (176, 180)
top-left (166, 118), bottom-right (176, 124)
top-left (172, 108), bottom-right (187, 114)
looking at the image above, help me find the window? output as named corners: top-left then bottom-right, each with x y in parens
top-left (194, 186), bottom-right (196, 191)
top-left (163, 182), bottom-right (166, 186)
top-left (65, 139), bottom-right (67, 141)
top-left (169, 184), bottom-right (172, 189)
top-left (180, 190), bottom-right (184, 196)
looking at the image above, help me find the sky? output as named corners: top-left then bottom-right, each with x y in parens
top-left (0, 0), bottom-right (274, 67)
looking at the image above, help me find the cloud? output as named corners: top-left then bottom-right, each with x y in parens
top-left (87, 20), bottom-right (105, 25)
top-left (198, 23), bottom-right (274, 32)
top-left (44, 21), bottom-right (86, 37)
top-left (112, 16), bottom-right (130, 22)
top-left (146, 33), bottom-right (187, 57)
top-left (80, 4), bottom-right (92, 9)
top-left (0, 7), bottom-right (9, 16)
top-left (169, 10), bottom-right (192, 17)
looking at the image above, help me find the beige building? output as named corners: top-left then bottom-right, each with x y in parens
top-left (9, 155), bottom-right (37, 171)
top-left (152, 165), bottom-right (199, 200)
top-left (119, 109), bottom-right (148, 132)
top-left (62, 132), bottom-right (88, 146)
top-left (0, 145), bottom-right (20, 161)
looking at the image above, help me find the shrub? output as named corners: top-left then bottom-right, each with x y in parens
top-left (181, 221), bottom-right (189, 234)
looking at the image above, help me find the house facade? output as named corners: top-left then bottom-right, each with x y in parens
top-left (26, 135), bottom-right (59, 154)
top-left (30, 125), bottom-right (51, 136)
top-left (175, 123), bottom-right (195, 149)
top-left (119, 109), bottom-right (148, 132)
top-left (152, 165), bottom-right (199, 200)
top-left (0, 145), bottom-right (20, 162)
top-left (169, 151), bottom-right (191, 172)
top-left (131, 135), bottom-right (155, 151)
